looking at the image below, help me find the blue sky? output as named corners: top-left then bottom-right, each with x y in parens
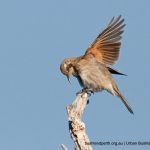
top-left (0, 0), bottom-right (150, 150)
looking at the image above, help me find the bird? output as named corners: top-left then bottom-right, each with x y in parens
top-left (60, 15), bottom-right (133, 114)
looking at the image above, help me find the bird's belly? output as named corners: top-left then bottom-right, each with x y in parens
top-left (79, 73), bottom-right (104, 92)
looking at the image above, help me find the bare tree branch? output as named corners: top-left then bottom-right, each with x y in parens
top-left (62, 92), bottom-right (92, 150)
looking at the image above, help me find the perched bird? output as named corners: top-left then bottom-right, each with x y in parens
top-left (60, 15), bottom-right (133, 114)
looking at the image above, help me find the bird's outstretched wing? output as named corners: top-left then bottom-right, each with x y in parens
top-left (85, 15), bottom-right (125, 65)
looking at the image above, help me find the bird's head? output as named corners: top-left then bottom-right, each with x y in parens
top-left (60, 58), bottom-right (75, 83)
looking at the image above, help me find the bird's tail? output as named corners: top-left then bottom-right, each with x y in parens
top-left (113, 86), bottom-right (134, 114)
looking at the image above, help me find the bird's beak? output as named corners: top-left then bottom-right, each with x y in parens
top-left (66, 67), bottom-right (73, 84)
top-left (67, 75), bottom-right (71, 84)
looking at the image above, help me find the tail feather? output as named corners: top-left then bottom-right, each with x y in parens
top-left (114, 87), bottom-right (134, 114)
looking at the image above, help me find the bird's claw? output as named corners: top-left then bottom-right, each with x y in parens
top-left (83, 88), bottom-right (94, 96)
top-left (76, 88), bottom-right (94, 97)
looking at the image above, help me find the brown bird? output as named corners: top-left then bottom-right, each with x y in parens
top-left (60, 15), bottom-right (133, 114)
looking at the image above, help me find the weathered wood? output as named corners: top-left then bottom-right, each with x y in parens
top-left (62, 93), bottom-right (92, 150)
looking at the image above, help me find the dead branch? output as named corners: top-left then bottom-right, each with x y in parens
top-left (62, 93), bottom-right (92, 150)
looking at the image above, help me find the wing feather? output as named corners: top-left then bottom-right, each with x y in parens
top-left (85, 16), bottom-right (125, 65)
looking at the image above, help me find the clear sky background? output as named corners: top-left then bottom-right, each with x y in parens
top-left (0, 0), bottom-right (150, 150)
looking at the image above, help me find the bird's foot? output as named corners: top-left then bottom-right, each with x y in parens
top-left (76, 89), bottom-right (93, 105)
top-left (76, 88), bottom-right (94, 97)
top-left (83, 88), bottom-right (94, 96)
